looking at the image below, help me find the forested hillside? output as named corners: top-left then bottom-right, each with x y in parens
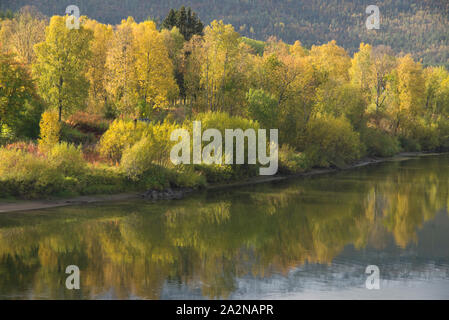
top-left (0, 0), bottom-right (448, 67)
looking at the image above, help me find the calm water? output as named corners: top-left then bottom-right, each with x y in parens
top-left (0, 155), bottom-right (448, 300)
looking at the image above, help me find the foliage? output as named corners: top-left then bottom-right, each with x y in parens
top-left (66, 111), bottom-right (110, 134)
top-left (120, 121), bottom-right (181, 180)
top-left (47, 142), bottom-right (87, 176)
top-left (0, 124), bottom-right (15, 145)
top-left (361, 127), bottom-right (400, 157)
top-left (303, 115), bottom-right (362, 168)
top-left (0, 6), bottom-right (449, 199)
top-left (187, 112), bottom-right (261, 181)
top-left (0, 6), bottom-right (47, 64)
top-left (0, 52), bottom-right (40, 138)
top-left (0, 147), bottom-right (64, 197)
top-left (104, 18), bottom-right (178, 116)
top-left (161, 6), bottom-right (204, 41)
top-left (33, 16), bottom-right (92, 121)
top-left (400, 119), bottom-right (440, 152)
top-left (246, 88), bottom-right (278, 129)
top-left (60, 123), bottom-right (96, 145)
top-left (436, 118), bottom-right (449, 151)
top-left (98, 119), bottom-right (149, 162)
top-left (38, 111), bottom-right (61, 148)
top-left (278, 144), bottom-right (310, 174)
top-left (4, 1), bottom-right (448, 68)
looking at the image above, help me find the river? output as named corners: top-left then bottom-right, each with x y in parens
top-left (0, 155), bottom-right (448, 299)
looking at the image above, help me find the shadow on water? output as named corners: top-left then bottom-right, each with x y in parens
top-left (0, 155), bottom-right (448, 299)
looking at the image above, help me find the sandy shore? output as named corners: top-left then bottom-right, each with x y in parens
top-left (0, 152), bottom-right (443, 213)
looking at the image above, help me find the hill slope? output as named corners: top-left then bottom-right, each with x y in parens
top-left (1, 0), bottom-right (448, 67)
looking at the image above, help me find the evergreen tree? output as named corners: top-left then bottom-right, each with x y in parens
top-left (161, 9), bottom-right (176, 30)
top-left (161, 7), bottom-right (204, 41)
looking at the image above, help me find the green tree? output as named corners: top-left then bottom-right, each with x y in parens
top-left (33, 15), bottom-right (93, 121)
top-left (246, 88), bottom-right (278, 129)
top-left (162, 7), bottom-right (204, 41)
top-left (0, 52), bottom-right (38, 137)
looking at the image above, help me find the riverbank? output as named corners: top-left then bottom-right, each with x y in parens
top-left (0, 152), bottom-right (444, 213)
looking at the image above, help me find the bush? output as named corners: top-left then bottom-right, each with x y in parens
top-left (414, 122), bottom-right (439, 152)
top-left (185, 112), bottom-right (261, 182)
top-left (121, 137), bottom-right (154, 180)
top-left (171, 165), bottom-right (206, 188)
top-left (79, 166), bottom-right (128, 195)
top-left (361, 128), bottom-right (400, 157)
top-left (0, 148), bottom-right (64, 197)
top-left (399, 136), bottom-right (421, 152)
top-left (278, 144), bottom-right (311, 174)
top-left (120, 122), bottom-right (181, 180)
top-left (303, 115), bottom-right (362, 168)
top-left (47, 142), bottom-right (87, 177)
top-left (0, 142), bottom-right (88, 198)
top-left (400, 120), bottom-right (440, 152)
top-left (98, 119), bottom-right (149, 162)
top-left (38, 111), bottom-right (61, 148)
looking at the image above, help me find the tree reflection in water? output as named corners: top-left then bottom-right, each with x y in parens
top-left (0, 155), bottom-right (448, 299)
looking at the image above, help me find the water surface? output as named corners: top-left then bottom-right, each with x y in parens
top-left (0, 155), bottom-right (448, 299)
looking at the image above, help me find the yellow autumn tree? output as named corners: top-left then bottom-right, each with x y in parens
top-left (104, 17), bottom-right (138, 116)
top-left (133, 20), bottom-right (178, 115)
top-left (200, 20), bottom-right (248, 113)
top-left (84, 18), bottom-right (113, 114)
top-left (389, 55), bottom-right (426, 134)
top-left (310, 40), bottom-right (351, 83)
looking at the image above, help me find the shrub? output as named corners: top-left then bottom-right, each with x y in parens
top-left (399, 136), bottom-right (421, 152)
top-left (0, 148), bottom-right (64, 197)
top-left (414, 122), bottom-right (439, 152)
top-left (79, 166), bottom-right (128, 195)
top-left (98, 119), bottom-right (149, 162)
top-left (171, 165), bottom-right (206, 188)
top-left (303, 115), bottom-right (362, 168)
top-left (120, 122), bottom-right (181, 180)
top-left (361, 128), bottom-right (400, 157)
top-left (186, 112), bottom-right (261, 181)
top-left (47, 142), bottom-right (87, 177)
top-left (400, 120), bottom-right (440, 152)
top-left (278, 144), bottom-right (310, 174)
top-left (121, 137), bottom-right (154, 180)
top-left (38, 111), bottom-right (61, 148)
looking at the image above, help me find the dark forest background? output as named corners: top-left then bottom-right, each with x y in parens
top-left (1, 0), bottom-right (448, 67)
